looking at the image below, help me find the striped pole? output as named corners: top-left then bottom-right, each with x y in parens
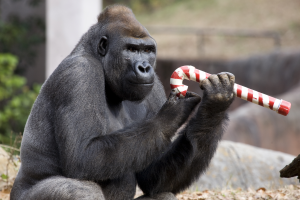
top-left (170, 65), bottom-right (291, 116)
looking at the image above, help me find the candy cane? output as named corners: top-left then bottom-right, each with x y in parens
top-left (170, 65), bottom-right (291, 116)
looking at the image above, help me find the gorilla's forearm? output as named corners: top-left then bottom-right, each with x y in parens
top-left (136, 108), bottom-right (228, 195)
top-left (64, 117), bottom-right (180, 181)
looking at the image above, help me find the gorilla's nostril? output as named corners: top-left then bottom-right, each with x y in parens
top-left (138, 65), bottom-right (146, 73)
top-left (145, 66), bottom-right (151, 73)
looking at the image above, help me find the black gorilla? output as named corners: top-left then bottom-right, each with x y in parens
top-left (11, 5), bottom-right (235, 200)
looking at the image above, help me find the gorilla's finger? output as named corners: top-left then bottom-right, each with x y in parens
top-left (200, 78), bottom-right (210, 90)
top-left (218, 72), bottom-right (230, 88)
top-left (185, 91), bottom-right (200, 98)
top-left (185, 91), bottom-right (201, 102)
top-left (168, 90), bottom-right (177, 103)
top-left (179, 94), bottom-right (185, 99)
top-left (226, 72), bottom-right (235, 87)
top-left (208, 74), bottom-right (221, 87)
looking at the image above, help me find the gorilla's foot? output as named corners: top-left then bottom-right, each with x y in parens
top-left (21, 176), bottom-right (105, 200)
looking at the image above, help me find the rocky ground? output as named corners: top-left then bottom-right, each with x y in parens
top-left (1, 185), bottom-right (299, 200)
top-left (1, 143), bottom-right (299, 200)
top-left (176, 185), bottom-right (300, 200)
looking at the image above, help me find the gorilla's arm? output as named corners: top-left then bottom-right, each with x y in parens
top-left (136, 107), bottom-right (228, 195)
top-left (136, 73), bottom-right (234, 195)
top-left (52, 57), bottom-right (200, 181)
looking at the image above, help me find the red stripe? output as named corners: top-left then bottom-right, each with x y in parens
top-left (205, 73), bottom-right (211, 78)
top-left (170, 84), bottom-right (181, 89)
top-left (247, 89), bottom-right (253, 102)
top-left (171, 71), bottom-right (182, 79)
top-left (180, 66), bottom-right (190, 79)
top-left (195, 70), bottom-right (200, 82)
top-left (269, 96), bottom-right (275, 110)
top-left (278, 100), bottom-right (291, 116)
top-left (236, 85), bottom-right (242, 98)
top-left (181, 90), bottom-right (187, 97)
top-left (258, 93), bottom-right (264, 106)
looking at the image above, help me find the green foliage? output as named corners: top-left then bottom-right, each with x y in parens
top-left (1, 174), bottom-right (8, 180)
top-left (0, 16), bottom-right (45, 74)
top-left (104, 0), bottom-right (180, 14)
top-left (0, 0), bottom-right (45, 74)
top-left (0, 54), bottom-right (41, 144)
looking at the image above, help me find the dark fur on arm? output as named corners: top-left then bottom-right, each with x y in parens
top-left (136, 104), bottom-right (229, 195)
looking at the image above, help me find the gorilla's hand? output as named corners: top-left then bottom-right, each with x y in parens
top-left (200, 72), bottom-right (235, 114)
top-left (157, 91), bottom-right (201, 137)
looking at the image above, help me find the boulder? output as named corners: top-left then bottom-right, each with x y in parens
top-left (0, 147), bottom-right (20, 189)
top-left (189, 141), bottom-right (298, 191)
top-left (223, 83), bottom-right (300, 155)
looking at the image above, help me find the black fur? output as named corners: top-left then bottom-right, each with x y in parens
top-left (11, 5), bottom-right (234, 200)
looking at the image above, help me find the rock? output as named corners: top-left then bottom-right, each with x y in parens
top-left (189, 141), bottom-right (298, 191)
top-left (223, 83), bottom-right (300, 155)
top-left (0, 147), bottom-right (20, 189)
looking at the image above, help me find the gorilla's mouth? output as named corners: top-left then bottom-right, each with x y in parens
top-left (127, 80), bottom-right (154, 86)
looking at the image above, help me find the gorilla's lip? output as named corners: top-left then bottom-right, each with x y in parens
top-left (127, 81), bottom-right (154, 86)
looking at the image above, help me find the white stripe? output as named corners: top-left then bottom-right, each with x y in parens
top-left (233, 84), bottom-right (238, 96)
top-left (174, 85), bottom-right (188, 94)
top-left (273, 99), bottom-right (281, 111)
top-left (241, 86), bottom-right (248, 101)
top-left (199, 70), bottom-right (206, 82)
top-left (262, 94), bottom-right (269, 108)
top-left (189, 67), bottom-right (196, 82)
top-left (276, 99), bottom-right (282, 113)
top-left (170, 78), bottom-right (183, 85)
top-left (175, 68), bottom-right (185, 79)
top-left (180, 67), bottom-right (189, 80)
top-left (252, 90), bottom-right (259, 105)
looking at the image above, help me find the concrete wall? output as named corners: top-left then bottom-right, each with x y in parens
top-left (1, 0), bottom-right (103, 83)
top-left (46, 0), bottom-right (102, 78)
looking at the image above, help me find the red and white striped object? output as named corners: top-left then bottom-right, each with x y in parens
top-left (170, 65), bottom-right (291, 116)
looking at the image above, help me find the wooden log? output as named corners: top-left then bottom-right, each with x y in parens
top-left (280, 154), bottom-right (300, 181)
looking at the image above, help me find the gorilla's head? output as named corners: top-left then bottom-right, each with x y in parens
top-left (92, 5), bottom-right (156, 102)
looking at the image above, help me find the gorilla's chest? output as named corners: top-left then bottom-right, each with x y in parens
top-left (106, 100), bottom-right (148, 133)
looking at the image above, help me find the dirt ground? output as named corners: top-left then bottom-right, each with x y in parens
top-left (176, 185), bottom-right (300, 200)
top-left (1, 185), bottom-right (300, 200)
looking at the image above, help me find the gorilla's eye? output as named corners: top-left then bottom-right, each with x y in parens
top-left (128, 47), bottom-right (137, 52)
top-left (144, 49), bottom-right (150, 53)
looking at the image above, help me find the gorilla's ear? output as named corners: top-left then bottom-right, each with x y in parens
top-left (98, 36), bottom-right (108, 56)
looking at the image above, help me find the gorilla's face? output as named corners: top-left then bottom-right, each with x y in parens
top-left (100, 32), bottom-right (157, 102)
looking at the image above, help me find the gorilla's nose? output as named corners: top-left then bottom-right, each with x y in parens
top-left (134, 61), bottom-right (154, 84)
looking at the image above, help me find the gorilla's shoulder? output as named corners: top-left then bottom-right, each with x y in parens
top-left (47, 54), bottom-right (103, 84)
top-left (43, 53), bottom-right (105, 101)
top-left (57, 53), bottom-right (102, 74)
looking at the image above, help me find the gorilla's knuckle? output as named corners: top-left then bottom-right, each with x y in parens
top-left (208, 74), bottom-right (218, 80)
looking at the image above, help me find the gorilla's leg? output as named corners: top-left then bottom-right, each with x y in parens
top-left (135, 192), bottom-right (178, 200)
top-left (25, 176), bottom-right (105, 200)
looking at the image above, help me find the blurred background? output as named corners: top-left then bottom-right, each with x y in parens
top-left (0, 0), bottom-right (300, 155)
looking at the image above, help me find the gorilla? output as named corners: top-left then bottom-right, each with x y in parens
top-left (11, 5), bottom-right (235, 200)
